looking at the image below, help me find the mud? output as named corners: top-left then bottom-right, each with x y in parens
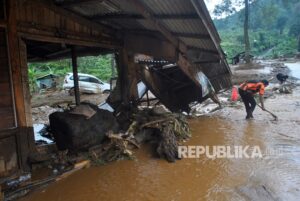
top-left (20, 62), bottom-right (300, 201)
top-left (20, 91), bottom-right (300, 201)
top-left (31, 90), bottom-right (108, 108)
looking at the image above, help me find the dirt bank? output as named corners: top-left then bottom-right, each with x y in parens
top-left (31, 90), bottom-right (108, 108)
top-left (231, 60), bottom-right (293, 84)
top-left (31, 91), bottom-right (108, 124)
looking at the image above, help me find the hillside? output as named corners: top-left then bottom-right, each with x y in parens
top-left (213, 0), bottom-right (300, 60)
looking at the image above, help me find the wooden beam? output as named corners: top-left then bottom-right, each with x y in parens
top-left (71, 46), bottom-right (80, 105)
top-left (128, 0), bottom-right (187, 54)
top-left (92, 13), bottom-right (199, 20)
top-left (193, 60), bottom-right (221, 64)
top-left (27, 0), bottom-right (116, 36)
top-left (187, 46), bottom-right (219, 55)
top-left (19, 32), bottom-right (121, 49)
top-left (177, 54), bottom-right (201, 88)
top-left (7, 0), bottom-right (34, 172)
top-left (18, 22), bottom-right (116, 41)
top-left (128, 55), bottom-right (138, 102)
top-left (56, 0), bottom-right (101, 7)
top-left (172, 32), bottom-right (210, 39)
top-left (92, 14), bottom-right (143, 20)
top-left (7, 0), bottom-right (26, 127)
top-left (155, 13), bottom-right (199, 19)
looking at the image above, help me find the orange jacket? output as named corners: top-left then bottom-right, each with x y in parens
top-left (239, 82), bottom-right (265, 95)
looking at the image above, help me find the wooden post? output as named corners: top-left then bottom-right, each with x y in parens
top-left (127, 54), bottom-right (138, 102)
top-left (146, 90), bottom-right (150, 106)
top-left (7, 0), bottom-right (34, 172)
top-left (7, 0), bottom-right (26, 127)
top-left (71, 46), bottom-right (80, 105)
top-left (0, 185), bottom-right (3, 201)
top-left (119, 48), bottom-right (130, 105)
top-left (111, 53), bottom-right (116, 78)
top-left (119, 49), bottom-right (138, 105)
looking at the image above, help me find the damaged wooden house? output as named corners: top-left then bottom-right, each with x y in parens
top-left (0, 0), bottom-right (231, 180)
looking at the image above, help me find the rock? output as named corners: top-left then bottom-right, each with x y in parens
top-left (49, 103), bottom-right (119, 152)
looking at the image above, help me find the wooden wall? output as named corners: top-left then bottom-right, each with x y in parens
top-left (0, 0), bottom-right (19, 177)
top-left (0, 0), bottom-right (122, 179)
top-left (0, 29), bottom-right (15, 129)
top-left (17, 0), bottom-right (119, 48)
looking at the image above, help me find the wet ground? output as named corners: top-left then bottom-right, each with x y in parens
top-left (21, 62), bottom-right (300, 201)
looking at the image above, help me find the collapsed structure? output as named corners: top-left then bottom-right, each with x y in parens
top-left (0, 0), bottom-right (231, 179)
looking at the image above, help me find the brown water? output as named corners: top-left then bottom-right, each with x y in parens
top-left (21, 87), bottom-right (300, 201)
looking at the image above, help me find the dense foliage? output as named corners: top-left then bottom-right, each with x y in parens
top-left (213, 0), bottom-right (300, 60)
top-left (28, 54), bottom-right (114, 92)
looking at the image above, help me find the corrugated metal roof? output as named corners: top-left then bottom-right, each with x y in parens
top-left (161, 19), bottom-right (208, 34)
top-left (56, 0), bottom-right (231, 90)
top-left (140, 0), bottom-right (195, 15)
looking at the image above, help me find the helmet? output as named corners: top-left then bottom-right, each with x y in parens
top-left (261, 79), bottom-right (269, 86)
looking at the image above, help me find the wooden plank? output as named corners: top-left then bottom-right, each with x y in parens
top-left (19, 39), bottom-right (33, 127)
top-left (118, 48), bottom-right (130, 104)
top-left (7, 0), bottom-right (25, 127)
top-left (26, 0), bottom-right (116, 37)
top-left (177, 53), bottom-right (201, 88)
top-left (71, 46), bottom-right (80, 105)
top-left (16, 127), bottom-right (34, 172)
top-left (187, 46), bottom-right (219, 55)
top-left (18, 22), bottom-right (121, 48)
top-left (57, 0), bottom-right (99, 7)
top-left (0, 46), bottom-right (7, 57)
top-left (19, 32), bottom-right (121, 49)
top-left (92, 13), bottom-right (200, 20)
top-left (128, 55), bottom-right (138, 101)
top-left (172, 32), bottom-right (210, 39)
top-left (0, 135), bottom-right (18, 176)
top-left (0, 96), bottom-right (13, 108)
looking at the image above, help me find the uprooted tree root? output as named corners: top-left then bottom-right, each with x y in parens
top-left (88, 108), bottom-right (191, 163)
top-left (88, 132), bottom-right (138, 163)
top-left (137, 109), bottom-right (191, 162)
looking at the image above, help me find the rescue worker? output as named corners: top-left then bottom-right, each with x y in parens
top-left (238, 79), bottom-right (269, 119)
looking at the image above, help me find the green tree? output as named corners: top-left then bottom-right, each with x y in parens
top-left (214, 0), bottom-right (252, 63)
top-left (276, 16), bottom-right (288, 34)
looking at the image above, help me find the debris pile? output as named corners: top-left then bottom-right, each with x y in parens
top-left (86, 106), bottom-right (191, 163)
top-left (38, 103), bottom-right (190, 165)
top-left (130, 107), bottom-right (191, 162)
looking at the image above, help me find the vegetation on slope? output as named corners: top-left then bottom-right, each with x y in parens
top-left (213, 0), bottom-right (300, 60)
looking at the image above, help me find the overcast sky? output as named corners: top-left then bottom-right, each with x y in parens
top-left (204, 0), bottom-right (222, 16)
top-left (204, 0), bottom-right (223, 14)
top-left (204, 0), bottom-right (243, 19)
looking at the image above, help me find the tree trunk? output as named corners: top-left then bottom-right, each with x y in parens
top-left (298, 34), bottom-right (300, 52)
top-left (244, 0), bottom-right (251, 63)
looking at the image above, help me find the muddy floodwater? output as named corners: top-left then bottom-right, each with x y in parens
top-left (22, 65), bottom-right (300, 201)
